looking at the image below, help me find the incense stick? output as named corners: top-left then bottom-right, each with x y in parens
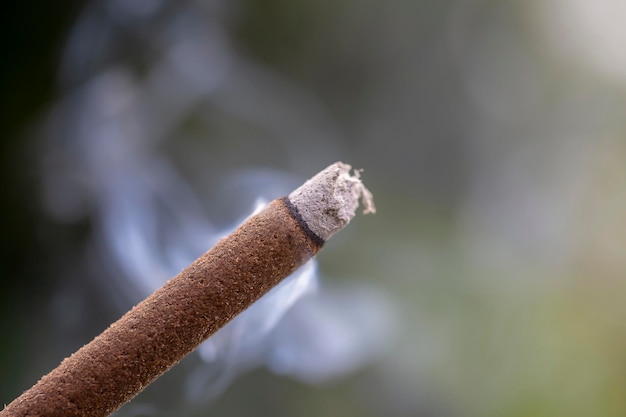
top-left (1, 162), bottom-right (374, 417)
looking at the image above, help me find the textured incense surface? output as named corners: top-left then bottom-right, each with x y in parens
top-left (1, 199), bottom-right (321, 417)
top-left (1, 161), bottom-right (374, 417)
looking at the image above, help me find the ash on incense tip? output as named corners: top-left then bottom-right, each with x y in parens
top-left (288, 162), bottom-right (376, 242)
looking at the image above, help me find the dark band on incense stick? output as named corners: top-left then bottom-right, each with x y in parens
top-left (1, 162), bottom-right (374, 417)
top-left (281, 196), bottom-right (325, 247)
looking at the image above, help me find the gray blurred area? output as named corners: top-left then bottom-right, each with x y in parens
top-left (2, 0), bottom-right (626, 416)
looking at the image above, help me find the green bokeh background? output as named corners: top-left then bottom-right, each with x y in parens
top-left (3, 1), bottom-right (626, 416)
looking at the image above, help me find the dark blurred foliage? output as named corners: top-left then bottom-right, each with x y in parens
top-left (0, 1), bottom-right (85, 400)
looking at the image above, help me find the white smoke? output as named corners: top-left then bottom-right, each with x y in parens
top-left (39, 0), bottom-right (394, 414)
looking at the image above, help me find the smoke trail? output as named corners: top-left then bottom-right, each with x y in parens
top-left (39, 0), bottom-right (394, 413)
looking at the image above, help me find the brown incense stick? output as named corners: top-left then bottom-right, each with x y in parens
top-left (1, 162), bottom-right (375, 417)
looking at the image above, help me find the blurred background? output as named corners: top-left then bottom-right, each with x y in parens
top-left (2, 0), bottom-right (626, 416)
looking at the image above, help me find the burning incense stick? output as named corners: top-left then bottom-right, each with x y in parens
top-left (1, 162), bottom-right (374, 417)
